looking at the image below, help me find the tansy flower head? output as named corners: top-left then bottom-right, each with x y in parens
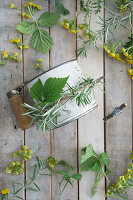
top-left (79, 24), bottom-right (87, 31)
top-left (38, 59), bottom-right (43, 62)
top-left (10, 3), bottom-right (19, 9)
top-left (127, 69), bottom-right (133, 80)
top-left (1, 189), bottom-right (10, 195)
top-left (48, 157), bottom-right (58, 168)
top-left (10, 38), bottom-right (15, 43)
top-left (35, 63), bottom-right (39, 69)
top-left (22, 12), bottom-right (31, 19)
top-left (2, 50), bottom-right (9, 59)
top-left (22, 145), bottom-right (28, 150)
top-left (14, 39), bottom-right (20, 44)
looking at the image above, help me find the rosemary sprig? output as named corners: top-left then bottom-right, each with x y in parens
top-left (23, 76), bottom-right (103, 132)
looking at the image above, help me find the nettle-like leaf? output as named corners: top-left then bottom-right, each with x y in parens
top-left (43, 77), bottom-right (69, 103)
top-left (80, 156), bottom-right (98, 172)
top-left (100, 152), bottom-right (110, 167)
top-left (55, 0), bottom-right (70, 15)
top-left (30, 29), bottom-right (53, 54)
top-left (71, 173), bottom-right (82, 180)
top-left (30, 79), bottom-right (43, 102)
top-left (81, 144), bottom-right (98, 164)
top-left (38, 12), bottom-right (60, 27)
top-left (16, 21), bottom-right (36, 34)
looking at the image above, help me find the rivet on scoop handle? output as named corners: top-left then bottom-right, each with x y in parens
top-left (8, 94), bottom-right (32, 130)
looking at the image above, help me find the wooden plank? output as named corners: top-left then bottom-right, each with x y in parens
top-left (22, 0), bottom-right (51, 199)
top-left (0, 0), bottom-right (24, 198)
top-left (105, 2), bottom-right (132, 200)
top-left (50, 0), bottom-right (78, 199)
top-left (77, 1), bottom-right (105, 200)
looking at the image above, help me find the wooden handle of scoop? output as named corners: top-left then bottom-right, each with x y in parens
top-left (9, 94), bottom-right (32, 130)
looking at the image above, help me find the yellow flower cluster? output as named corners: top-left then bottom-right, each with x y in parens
top-left (48, 157), bottom-right (58, 168)
top-left (24, 2), bottom-right (41, 10)
top-left (13, 145), bottom-right (33, 161)
top-left (106, 153), bottom-right (133, 199)
top-left (1, 188), bottom-right (10, 195)
top-left (6, 161), bottom-right (24, 175)
top-left (35, 59), bottom-right (44, 71)
top-left (2, 51), bottom-right (21, 63)
top-left (22, 12), bottom-right (31, 19)
top-left (10, 52), bottom-right (21, 63)
top-left (120, 0), bottom-right (128, 13)
top-left (11, 38), bottom-right (29, 50)
top-left (122, 47), bottom-right (133, 64)
top-left (61, 19), bottom-right (80, 34)
top-left (103, 44), bottom-right (125, 63)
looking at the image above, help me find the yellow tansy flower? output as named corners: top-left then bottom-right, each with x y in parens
top-left (79, 24), bottom-right (87, 30)
top-left (35, 63), bottom-right (39, 69)
top-left (2, 50), bottom-right (7, 56)
top-left (10, 38), bottom-right (15, 43)
top-left (1, 189), bottom-right (10, 195)
top-left (10, 3), bottom-right (17, 9)
top-left (14, 39), bottom-right (20, 44)
top-left (38, 59), bottom-right (43, 62)
top-left (22, 145), bottom-right (28, 150)
top-left (18, 45), bottom-right (23, 49)
top-left (127, 69), bottom-right (133, 79)
top-left (2, 50), bottom-right (8, 59)
top-left (22, 12), bottom-right (31, 19)
top-left (23, 46), bottom-right (29, 49)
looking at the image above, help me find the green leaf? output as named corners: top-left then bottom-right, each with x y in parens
top-left (15, 196), bottom-right (24, 200)
top-left (32, 182), bottom-right (40, 191)
top-left (32, 164), bottom-right (38, 180)
top-left (12, 181), bottom-right (15, 194)
top-left (38, 12), bottom-right (60, 27)
top-left (16, 21), bottom-right (36, 34)
top-left (81, 144), bottom-right (98, 164)
top-left (100, 152), bottom-right (110, 167)
top-left (56, 170), bottom-right (70, 178)
top-left (71, 173), bottom-right (82, 180)
top-left (91, 161), bottom-right (101, 172)
top-left (30, 29), bottom-right (53, 54)
top-left (26, 187), bottom-right (38, 192)
top-left (65, 178), bottom-right (72, 185)
top-left (57, 160), bottom-right (73, 171)
top-left (36, 156), bottom-right (41, 169)
top-left (43, 77), bottom-right (69, 103)
top-left (55, 0), bottom-right (70, 15)
top-left (80, 156), bottom-right (98, 172)
top-left (30, 79), bottom-right (43, 102)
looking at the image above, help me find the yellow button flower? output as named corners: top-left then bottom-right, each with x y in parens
top-left (1, 189), bottom-right (10, 195)
top-left (22, 145), bottom-right (28, 150)
top-left (14, 39), bottom-right (20, 44)
top-left (2, 50), bottom-right (7, 56)
top-left (79, 24), bottom-right (87, 31)
top-left (2, 50), bottom-right (8, 59)
top-left (18, 45), bottom-right (23, 49)
top-left (35, 63), bottom-right (39, 69)
top-left (10, 3), bottom-right (18, 9)
top-left (128, 69), bottom-right (133, 80)
top-left (22, 12), bottom-right (31, 19)
top-left (38, 59), bottom-right (44, 62)
top-left (10, 38), bottom-right (15, 43)
top-left (6, 167), bottom-right (12, 174)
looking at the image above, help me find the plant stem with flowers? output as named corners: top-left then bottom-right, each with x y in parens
top-left (106, 152), bottom-right (133, 199)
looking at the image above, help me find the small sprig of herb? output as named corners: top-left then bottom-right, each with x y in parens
top-left (23, 76), bottom-right (103, 132)
top-left (55, 0), bottom-right (70, 15)
top-left (0, 157), bottom-right (81, 200)
top-left (16, 2), bottom-right (60, 54)
top-left (80, 144), bottom-right (111, 196)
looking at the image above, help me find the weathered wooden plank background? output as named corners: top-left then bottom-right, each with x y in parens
top-left (0, 0), bottom-right (132, 200)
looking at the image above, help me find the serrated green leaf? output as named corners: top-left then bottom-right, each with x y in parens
top-left (38, 12), bottom-right (60, 27)
top-left (71, 173), bottom-right (82, 180)
top-left (80, 156), bottom-right (98, 172)
top-left (100, 152), bottom-right (110, 167)
top-left (32, 164), bottom-right (38, 180)
top-left (91, 161), bottom-right (101, 172)
top-left (55, 0), bottom-right (70, 15)
top-left (16, 21), bottom-right (36, 34)
top-left (30, 29), bottom-right (53, 54)
top-left (81, 144), bottom-right (98, 164)
top-left (57, 160), bottom-right (73, 171)
top-left (30, 79), bottom-right (43, 102)
top-left (43, 77), bottom-right (69, 103)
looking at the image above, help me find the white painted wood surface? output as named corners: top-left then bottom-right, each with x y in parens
top-left (0, 0), bottom-right (132, 200)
